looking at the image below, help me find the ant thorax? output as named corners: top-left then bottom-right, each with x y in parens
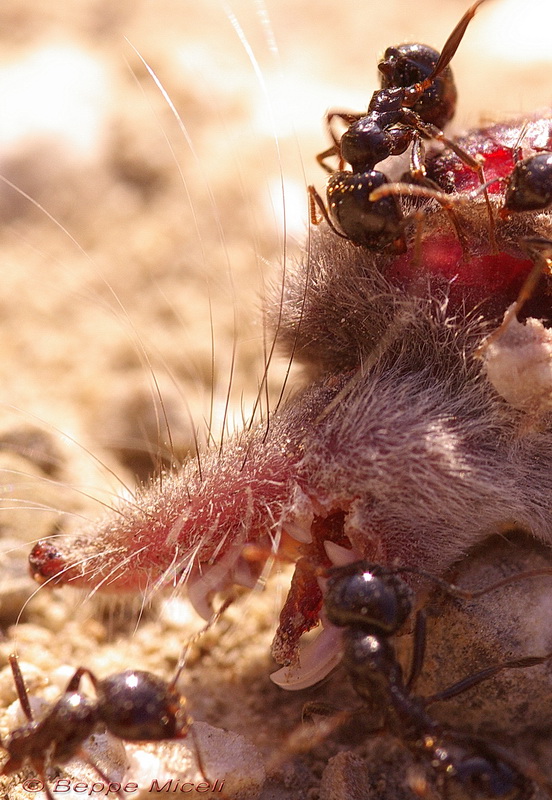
top-left (1, 1), bottom-right (552, 799)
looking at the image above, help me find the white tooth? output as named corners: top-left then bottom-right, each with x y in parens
top-left (324, 540), bottom-right (357, 566)
top-left (187, 577), bottom-right (214, 621)
top-left (284, 520), bottom-right (312, 543)
top-left (270, 626), bottom-right (343, 690)
top-left (232, 561), bottom-right (258, 589)
top-left (282, 484), bottom-right (314, 542)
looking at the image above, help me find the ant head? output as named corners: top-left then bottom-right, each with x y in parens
top-left (96, 671), bottom-right (190, 741)
top-left (503, 153), bottom-right (552, 214)
top-left (323, 561), bottom-right (414, 634)
top-left (378, 43), bottom-right (457, 129)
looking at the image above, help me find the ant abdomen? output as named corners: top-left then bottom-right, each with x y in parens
top-left (94, 670), bottom-right (188, 741)
top-left (441, 740), bottom-right (526, 799)
top-left (378, 42), bottom-right (457, 130)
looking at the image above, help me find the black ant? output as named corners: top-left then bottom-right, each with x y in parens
top-left (308, 0), bottom-right (495, 253)
top-left (0, 654), bottom-right (207, 800)
top-left (502, 152), bottom-right (552, 215)
top-left (321, 560), bottom-right (552, 798)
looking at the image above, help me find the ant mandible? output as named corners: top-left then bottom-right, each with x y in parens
top-left (0, 654), bottom-right (205, 800)
top-left (322, 560), bottom-right (552, 798)
top-left (309, 0), bottom-right (494, 253)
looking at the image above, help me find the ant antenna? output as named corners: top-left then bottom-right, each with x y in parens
top-left (405, 0), bottom-right (489, 106)
top-left (390, 561), bottom-right (552, 601)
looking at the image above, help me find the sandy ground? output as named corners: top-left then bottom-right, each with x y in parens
top-left (0, 0), bottom-right (552, 797)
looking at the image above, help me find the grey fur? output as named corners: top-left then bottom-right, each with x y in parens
top-left (275, 224), bottom-right (552, 574)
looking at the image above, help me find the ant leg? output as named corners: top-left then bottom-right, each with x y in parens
top-left (511, 120), bottom-right (530, 165)
top-left (316, 145), bottom-right (340, 174)
top-left (408, 135), bottom-right (428, 183)
top-left (431, 130), bottom-right (496, 252)
top-left (404, 111), bottom-right (498, 252)
top-left (267, 709), bottom-right (353, 774)
top-left (406, 767), bottom-right (442, 800)
top-left (64, 666), bottom-right (92, 692)
top-left (423, 651), bottom-right (552, 705)
top-left (36, 772), bottom-right (57, 800)
top-left (415, 0), bottom-right (489, 88)
top-left (476, 236), bottom-right (552, 354)
top-left (369, 180), bottom-right (471, 251)
top-left (317, 111), bottom-right (363, 172)
top-left (307, 185), bottom-right (349, 240)
top-left (409, 208), bottom-right (426, 269)
top-left (301, 701), bottom-right (349, 722)
top-left (408, 136), bottom-right (467, 248)
top-left (8, 654), bottom-right (33, 722)
top-left (386, 561), bottom-right (552, 603)
top-left (170, 596), bottom-right (235, 688)
top-left (406, 610), bottom-right (427, 692)
top-left (188, 724), bottom-right (211, 784)
top-left (78, 746), bottom-right (126, 800)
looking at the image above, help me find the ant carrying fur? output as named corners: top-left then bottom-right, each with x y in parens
top-left (0, 653), bottom-right (206, 800)
top-left (316, 559), bottom-right (552, 798)
top-left (308, 0), bottom-right (495, 252)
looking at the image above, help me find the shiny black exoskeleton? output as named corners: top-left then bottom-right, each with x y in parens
top-left (378, 42), bottom-right (457, 130)
top-left (1, 656), bottom-right (192, 800)
top-left (324, 560), bottom-right (552, 798)
top-left (310, 0), bottom-right (488, 252)
top-left (503, 152), bottom-right (552, 214)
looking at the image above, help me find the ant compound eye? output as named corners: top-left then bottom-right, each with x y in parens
top-left (96, 671), bottom-right (188, 741)
top-left (504, 153), bottom-right (552, 213)
top-left (378, 43), bottom-right (457, 129)
top-left (324, 562), bottom-right (413, 633)
top-left (327, 171), bottom-right (404, 251)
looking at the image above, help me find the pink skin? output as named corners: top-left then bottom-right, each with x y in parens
top-left (29, 106), bottom-right (552, 681)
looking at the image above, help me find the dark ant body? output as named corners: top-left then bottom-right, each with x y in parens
top-left (0, 655), bottom-right (201, 800)
top-left (323, 560), bottom-right (552, 798)
top-left (503, 152), bottom-right (552, 215)
top-left (309, 0), bottom-right (492, 252)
